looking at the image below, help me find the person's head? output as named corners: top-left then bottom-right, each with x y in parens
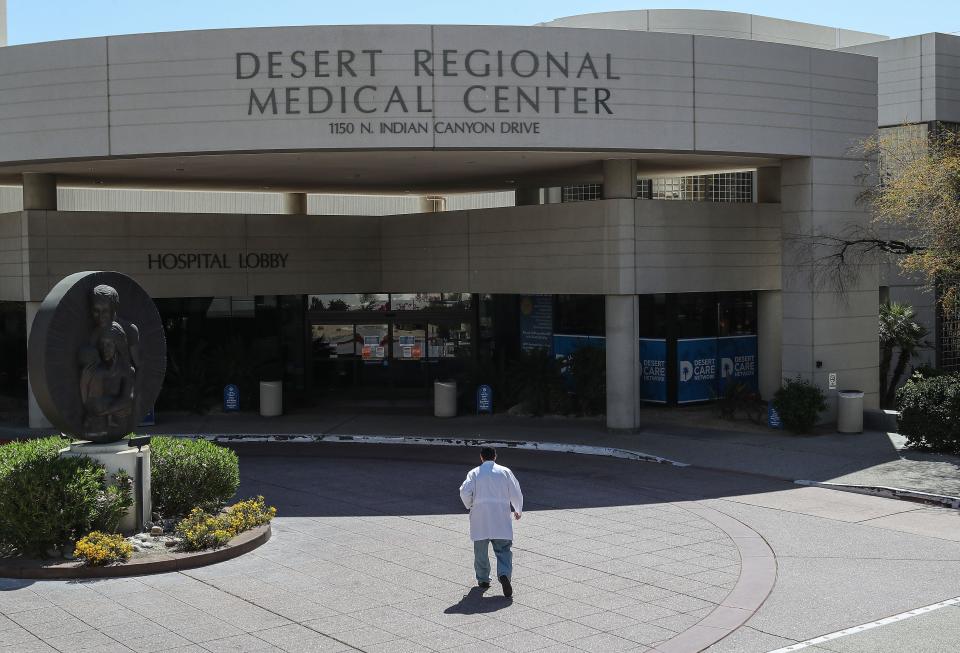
top-left (480, 446), bottom-right (496, 462)
top-left (91, 285), bottom-right (120, 327)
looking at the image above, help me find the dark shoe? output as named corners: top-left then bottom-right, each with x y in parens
top-left (478, 581), bottom-right (490, 589)
top-left (498, 575), bottom-right (513, 598)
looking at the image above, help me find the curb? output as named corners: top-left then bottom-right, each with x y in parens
top-left (0, 524), bottom-right (271, 580)
top-left (192, 433), bottom-right (691, 467)
top-left (794, 480), bottom-right (960, 510)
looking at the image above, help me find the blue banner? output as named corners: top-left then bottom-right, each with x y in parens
top-left (639, 338), bottom-right (667, 403)
top-left (520, 294), bottom-right (553, 354)
top-left (718, 336), bottom-right (758, 395)
top-left (678, 338), bottom-right (718, 403)
top-left (553, 335), bottom-right (605, 358)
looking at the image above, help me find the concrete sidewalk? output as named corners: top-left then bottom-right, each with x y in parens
top-left (5, 408), bottom-right (956, 500)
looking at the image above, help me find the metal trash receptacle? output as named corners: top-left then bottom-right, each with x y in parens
top-left (837, 390), bottom-right (864, 433)
top-left (434, 381), bottom-right (457, 418)
top-left (259, 381), bottom-right (283, 417)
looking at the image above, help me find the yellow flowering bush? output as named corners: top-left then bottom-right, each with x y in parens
top-left (73, 531), bottom-right (133, 566)
top-left (175, 497), bottom-right (276, 552)
top-left (223, 496), bottom-right (276, 534)
top-left (175, 508), bottom-right (233, 551)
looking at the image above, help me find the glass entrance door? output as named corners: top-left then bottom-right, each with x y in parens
top-left (307, 293), bottom-right (475, 404)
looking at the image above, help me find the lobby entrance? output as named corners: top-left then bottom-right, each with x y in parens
top-left (307, 293), bottom-right (475, 405)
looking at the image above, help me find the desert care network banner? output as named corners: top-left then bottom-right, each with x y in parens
top-left (100, 25), bottom-right (698, 154)
top-left (678, 336), bottom-right (757, 403)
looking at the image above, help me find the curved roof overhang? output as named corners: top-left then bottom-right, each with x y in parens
top-left (0, 24), bottom-right (876, 192)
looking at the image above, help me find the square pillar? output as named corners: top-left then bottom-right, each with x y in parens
top-left (781, 157), bottom-right (880, 419)
top-left (605, 295), bottom-right (641, 430)
top-left (757, 290), bottom-right (782, 400)
top-left (22, 173), bottom-right (57, 210)
top-left (602, 160), bottom-right (638, 199)
top-left (282, 192), bottom-right (308, 215)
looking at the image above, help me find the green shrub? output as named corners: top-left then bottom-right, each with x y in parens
top-left (508, 349), bottom-right (570, 416)
top-left (0, 437), bottom-right (133, 557)
top-left (568, 346), bottom-right (606, 415)
top-left (151, 437), bottom-right (239, 518)
top-left (896, 374), bottom-right (960, 454)
top-left (772, 377), bottom-right (827, 434)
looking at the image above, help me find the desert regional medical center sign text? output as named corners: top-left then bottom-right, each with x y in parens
top-left (237, 48), bottom-right (620, 134)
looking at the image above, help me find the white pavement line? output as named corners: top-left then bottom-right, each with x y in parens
top-left (765, 596), bottom-right (960, 653)
top-left (794, 479), bottom-right (960, 510)
top-left (183, 432), bottom-right (691, 467)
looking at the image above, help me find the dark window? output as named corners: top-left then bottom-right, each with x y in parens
top-left (554, 295), bottom-right (604, 336)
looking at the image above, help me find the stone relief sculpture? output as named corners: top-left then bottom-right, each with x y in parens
top-left (28, 271), bottom-right (166, 444)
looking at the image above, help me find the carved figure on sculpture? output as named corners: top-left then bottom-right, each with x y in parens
top-left (80, 321), bottom-right (136, 436)
top-left (77, 285), bottom-right (141, 439)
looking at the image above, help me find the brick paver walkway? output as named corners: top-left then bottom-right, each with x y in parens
top-left (0, 456), bottom-right (752, 653)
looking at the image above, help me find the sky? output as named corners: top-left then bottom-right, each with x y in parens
top-left (6, 0), bottom-right (960, 45)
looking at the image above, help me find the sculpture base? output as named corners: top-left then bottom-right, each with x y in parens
top-left (63, 441), bottom-right (151, 534)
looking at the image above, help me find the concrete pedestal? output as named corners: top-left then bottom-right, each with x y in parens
top-left (64, 442), bottom-right (151, 534)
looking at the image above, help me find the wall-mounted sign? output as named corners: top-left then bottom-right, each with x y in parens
top-left (237, 49), bottom-right (620, 119)
top-left (828, 373), bottom-right (837, 390)
top-left (224, 384), bottom-right (240, 412)
top-left (477, 384), bottom-right (493, 414)
top-left (147, 252), bottom-right (289, 270)
top-left (520, 295), bottom-right (553, 354)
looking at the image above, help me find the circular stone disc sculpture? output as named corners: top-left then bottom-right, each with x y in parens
top-left (28, 271), bottom-right (166, 443)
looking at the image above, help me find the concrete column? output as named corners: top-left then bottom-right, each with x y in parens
top-left (781, 157), bottom-right (880, 420)
top-left (605, 295), bottom-right (641, 430)
top-left (25, 301), bottom-right (52, 429)
top-left (757, 290), bottom-right (783, 400)
top-left (756, 167), bottom-right (781, 203)
top-left (22, 173), bottom-right (57, 210)
top-left (602, 159), bottom-right (641, 429)
top-left (419, 195), bottom-right (446, 213)
top-left (602, 159), bottom-right (638, 199)
top-left (514, 187), bottom-right (541, 206)
top-left (282, 192), bottom-right (308, 215)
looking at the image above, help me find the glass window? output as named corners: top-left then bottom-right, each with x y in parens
top-left (357, 324), bottom-right (388, 360)
top-left (677, 293), bottom-right (718, 338)
top-left (312, 324), bottom-right (357, 358)
top-left (718, 292), bottom-right (757, 336)
top-left (561, 184), bottom-right (603, 202)
top-left (392, 322), bottom-right (426, 359)
top-left (428, 322), bottom-right (471, 358)
top-left (308, 294), bottom-right (388, 312)
top-left (638, 294), bottom-right (668, 338)
top-left (555, 295), bottom-right (604, 336)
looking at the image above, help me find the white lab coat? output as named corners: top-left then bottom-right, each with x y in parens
top-left (459, 461), bottom-right (524, 541)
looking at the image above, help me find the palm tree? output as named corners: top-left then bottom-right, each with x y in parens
top-left (879, 302), bottom-right (929, 407)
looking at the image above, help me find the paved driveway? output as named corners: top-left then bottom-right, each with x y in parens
top-left (1, 445), bottom-right (957, 652)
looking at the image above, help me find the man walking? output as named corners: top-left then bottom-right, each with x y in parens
top-left (459, 447), bottom-right (523, 597)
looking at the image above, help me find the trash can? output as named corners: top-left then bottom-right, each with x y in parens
top-left (434, 381), bottom-right (457, 418)
top-left (837, 390), bottom-right (864, 433)
top-left (259, 381), bottom-right (283, 417)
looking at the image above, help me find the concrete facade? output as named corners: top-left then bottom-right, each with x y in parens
top-left (0, 9), bottom-right (910, 427)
